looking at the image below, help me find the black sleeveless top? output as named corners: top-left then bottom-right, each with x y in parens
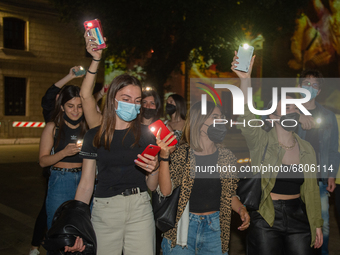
top-left (271, 164), bottom-right (304, 195)
top-left (189, 150), bottom-right (221, 213)
top-left (54, 125), bottom-right (83, 163)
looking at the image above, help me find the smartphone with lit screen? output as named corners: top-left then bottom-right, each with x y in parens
top-left (148, 120), bottom-right (178, 147)
top-left (137, 144), bottom-right (161, 163)
top-left (234, 44), bottom-right (254, 73)
top-left (83, 19), bottom-right (106, 50)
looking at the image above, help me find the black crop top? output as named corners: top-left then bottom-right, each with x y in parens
top-left (53, 125), bottom-right (83, 163)
top-left (189, 150), bottom-right (221, 213)
top-left (271, 164), bottom-right (304, 195)
top-left (79, 125), bottom-right (156, 198)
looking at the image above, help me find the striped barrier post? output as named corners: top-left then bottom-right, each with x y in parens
top-left (12, 121), bottom-right (46, 128)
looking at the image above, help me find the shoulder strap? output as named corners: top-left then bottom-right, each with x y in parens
top-left (186, 147), bottom-right (189, 162)
top-left (260, 142), bottom-right (269, 165)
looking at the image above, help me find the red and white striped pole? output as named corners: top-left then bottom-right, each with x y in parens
top-left (12, 122), bottom-right (46, 128)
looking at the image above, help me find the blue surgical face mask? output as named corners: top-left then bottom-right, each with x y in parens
top-left (115, 99), bottom-right (141, 122)
top-left (300, 85), bottom-right (318, 100)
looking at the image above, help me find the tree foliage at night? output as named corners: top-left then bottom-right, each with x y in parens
top-left (50, 0), bottom-right (309, 92)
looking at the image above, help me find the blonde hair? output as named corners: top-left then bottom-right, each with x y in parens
top-left (181, 101), bottom-right (218, 151)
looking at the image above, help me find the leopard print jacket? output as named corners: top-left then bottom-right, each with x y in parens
top-left (159, 143), bottom-right (238, 253)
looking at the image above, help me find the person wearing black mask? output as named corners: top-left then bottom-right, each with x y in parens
top-left (164, 94), bottom-right (187, 146)
top-left (156, 100), bottom-right (250, 255)
top-left (141, 90), bottom-right (162, 126)
top-left (39, 85), bottom-right (88, 231)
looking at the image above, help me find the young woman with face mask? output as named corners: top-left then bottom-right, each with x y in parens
top-left (39, 85), bottom-right (88, 230)
top-left (141, 90), bottom-right (162, 126)
top-left (164, 94), bottom-right (186, 145)
top-left (231, 52), bottom-right (323, 255)
top-left (64, 31), bottom-right (160, 255)
top-left (156, 101), bottom-right (250, 255)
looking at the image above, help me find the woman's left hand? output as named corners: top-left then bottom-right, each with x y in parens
top-left (314, 228), bottom-right (323, 249)
top-left (237, 206), bottom-right (250, 231)
top-left (134, 153), bottom-right (159, 173)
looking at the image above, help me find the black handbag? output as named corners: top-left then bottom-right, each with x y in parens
top-left (152, 147), bottom-right (189, 233)
top-left (152, 186), bottom-right (181, 233)
top-left (237, 143), bottom-right (268, 211)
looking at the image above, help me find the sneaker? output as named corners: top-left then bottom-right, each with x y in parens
top-left (29, 249), bottom-right (40, 255)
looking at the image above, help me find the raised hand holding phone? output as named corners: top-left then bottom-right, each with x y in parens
top-left (72, 66), bottom-right (86, 77)
top-left (148, 120), bottom-right (178, 147)
top-left (83, 19), bottom-right (106, 50)
top-left (156, 127), bottom-right (177, 159)
top-left (231, 50), bottom-right (255, 79)
top-left (84, 30), bottom-right (103, 61)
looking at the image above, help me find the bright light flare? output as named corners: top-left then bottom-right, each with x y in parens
top-left (243, 43), bottom-right (249, 49)
top-left (150, 127), bottom-right (156, 132)
top-left (80, 66), bottom-right (84, 70)
top-left (145, 87), bottom-right (152, 91)
top-left (88, 22), bottom-right (93, 27)
top-left (316, 118), bottom-right (322, 124)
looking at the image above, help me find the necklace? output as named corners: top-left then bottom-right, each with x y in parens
top-left (279, 139), bottom-right (296, 151)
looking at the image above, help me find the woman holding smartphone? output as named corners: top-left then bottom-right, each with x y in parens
top-left (65, 31), bottom-right (160, 255)
top-left (156, 100), bottom-right (250, 255)
top-left (231, 53), bottom-right (323, 255)
top-left (39, 85), bottom-right (87, 230)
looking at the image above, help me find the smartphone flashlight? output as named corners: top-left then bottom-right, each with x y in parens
top-left (150, 127), bottom-right (156, 132)
top-left (88, 22), bottom-right (93, 27)
top-left (234, 44), bottom-right (254, 73)
top-left (77, 139), bottom-right (83, 146)
top-left (243, 43), bottom-right (250, 49)
top-left (73, 67), bottom-right (86, 77)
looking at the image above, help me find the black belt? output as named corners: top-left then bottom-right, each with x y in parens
top-left (51, 166), bottom-right (82, 173)
top-left (121, 187), bottom-right (143, 196)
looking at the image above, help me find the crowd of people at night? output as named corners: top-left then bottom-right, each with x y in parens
top-left (27, 30), bottom-right (340, 255)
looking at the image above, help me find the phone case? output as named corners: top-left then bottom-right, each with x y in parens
top-left (72, 67), bottom-right (86, 77)
top-left (83, 19), bottom-right (106, 50)
top-left (137, 144), bottom-right (161, 162)
top-left (148, 120), bottom-right (178, 147)
top-left (234, 45), bottom-right (254, 72)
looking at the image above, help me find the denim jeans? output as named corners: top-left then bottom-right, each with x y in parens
top-left (161, 211), bottom-right (228, 255)
top-left (319, 181), bottom-right (329, 255)
top-left (46, 169), bottom-right (82, 229)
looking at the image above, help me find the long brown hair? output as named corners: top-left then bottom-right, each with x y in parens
top-left (181, 101), bottom-right (218, 151)
top-left (93, 74), bottom-right (142, 149)
top-left (51, 85), bottom-right (87, 147)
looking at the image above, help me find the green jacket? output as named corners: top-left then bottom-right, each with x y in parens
top-left (238, 105), bottom-right (323, 247)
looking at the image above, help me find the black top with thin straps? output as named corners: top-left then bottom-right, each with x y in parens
top-left (53, 125), bottom-right (83, 163)
top-left (271, 164), bottom-right (304, 195)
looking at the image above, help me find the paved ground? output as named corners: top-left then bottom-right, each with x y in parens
top-left (0, 136), bottom-right (339, 255)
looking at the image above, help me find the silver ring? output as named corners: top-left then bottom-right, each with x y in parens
top-left (146, 164), bottom-right (149, 168)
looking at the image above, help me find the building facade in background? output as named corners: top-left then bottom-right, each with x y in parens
top-left (0, 0), bottom-right (103, 139)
